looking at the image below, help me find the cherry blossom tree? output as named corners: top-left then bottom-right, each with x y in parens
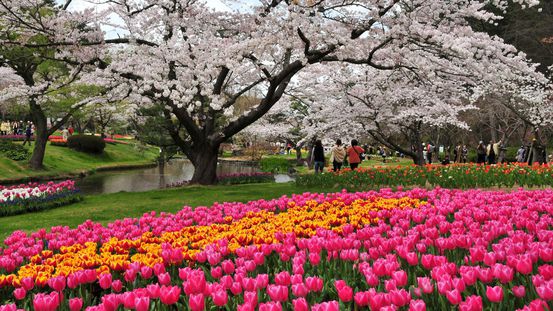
top-left (1, 0), bottom-right (547, 182)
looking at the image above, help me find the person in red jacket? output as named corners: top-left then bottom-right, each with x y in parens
top-left (347, 139), bottom-right (364, 170)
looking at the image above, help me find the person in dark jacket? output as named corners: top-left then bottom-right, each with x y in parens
top-left (311, 139), bottom-right (325, 174)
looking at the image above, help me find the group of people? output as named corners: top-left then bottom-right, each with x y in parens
top-left (476, 140), bottom-right (503, 164)
top-left (0, 120), bottom-right (30, 136)
top-left (311, 139), bottom-right (369, 174)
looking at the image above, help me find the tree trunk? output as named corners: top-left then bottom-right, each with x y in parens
top-left (295, 146), bottom-right (303, 166)
top-left (29, 100), bottom-right (48, 170)
top-left (189, 145), bottom-right (219, 185)
top-left (412, 129), bottom-right (425, 166)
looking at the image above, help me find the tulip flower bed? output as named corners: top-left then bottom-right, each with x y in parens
top-left (0, 188), bottom-right (552, 310)
top-left (0, 181), bottom-right (81, 217)
top-left (297, 163), bottom-right (553, 189)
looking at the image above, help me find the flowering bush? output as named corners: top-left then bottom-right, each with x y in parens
top-left (0, 188), bottom-right (551, 310)
top-left (297, 163), bottom-right (553, 189)
top-left (217, 172), bottom-right (274, 185)
top-left (0, 135), bottom-right (34, 142)
top-left (49, 139), bottom-right (68, 147)
top-left (0, 180), bottom-right (81, 217)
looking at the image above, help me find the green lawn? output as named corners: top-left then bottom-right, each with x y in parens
top-left (0, 183), bottom-right (334, 241)
top-left (0, 142), bottom-right (159, 182)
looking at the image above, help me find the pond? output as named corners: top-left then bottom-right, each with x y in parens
top-left (76, 159), bottom-right (293, 195)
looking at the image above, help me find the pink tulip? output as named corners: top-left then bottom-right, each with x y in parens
top-left (244, 291), bottom-right (258, 307)
top-left (516, 256), bottom-right (533, 275)
top-left (392, 270), bottom-right (408, 287)
top-left (47, 276), bottom-right (66, 292)
top-left (99, 274), bottom-right (112, 290)
top-left (13, 288), bottom-right (26, 300)
top-left (33, 292), bottom-right (60, 311)
top-left (275, 271), bottom-right (291, 286)
top-left (160, 285), bottom-right (181, 305)
top-left (259, 301), bottom-right (282, 311)
top-left (211, 289), bottom-right (228, 306)
top-left (267, 284), bottom-right (288, 302)
top-left (69, 298), bottom-right (83, 311)
top-left (409, 299), bottom-right (426, 311)
top-left (354, 291), bottom-right (370, 307)
top-left (311, 300), bottom-right (339, 311)
top-left (513, 285), bottom-right (526, 298)
top-left (305, 276), bottom-right (323, 292)
top-left (292, 298), bottom-right (309, 311)
top-left (292, 283), bottom-right (309, 297)
top-left (140, 266), bottom-right (153, 279)
top-left (21, 277), bottom-right (34, 291)
top-left (111, 280), bottom-right (123, 292)
top-left (146, 284), bottom-right (160, 298)
top-left (446, 289), bottom-right (462, 305)
top-left (158, 272), bottom-right (171, 286)
top-left (417, 277), bottom-right (433, 294)
top-left (134, 296), bottom-right (150, 311)
top-left (459, 295), bottom-right (483, 311)
top-left (189, 293), bottom-right (205, 311)
top-left (486, 286), bottom-right (504, 303)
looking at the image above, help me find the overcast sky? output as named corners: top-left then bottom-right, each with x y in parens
top-left (62, 0), bottom-right (246, 38)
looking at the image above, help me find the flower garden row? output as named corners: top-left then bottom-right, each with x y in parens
top-left (297, 163), bottom-right (553, 189)
top-left (0, 188), bottom-right (551, 310)
top-left (0, 181), bottom-right (81, 217)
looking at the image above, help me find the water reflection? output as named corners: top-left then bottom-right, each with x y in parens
top-left (76, 159), bottom-right (289, 195)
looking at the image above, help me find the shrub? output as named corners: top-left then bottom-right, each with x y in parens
top-left (0, 140), bottom-right (30, 161)
top-left (260, 156), bottom-right (292, 173)
top-left (67, 135), bottom-right (106, 153)
top-left (50, 139), bottom-right (68, 147)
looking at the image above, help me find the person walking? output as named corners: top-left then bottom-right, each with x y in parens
top-left (61, 127), bottom-right (70, 141)
top-left (426, 142), bottom-right (435, 164)
top-left (476, 141), bottom-right (486, 164)
top-left (311, 139), bottom-right (325, 174)
top-left (22, 123), bottom-right (32, 146)
top-left (347, 139), bottom-right (364, 170)
top-left (0, 120), bottom-right (9, 135)
top-left (486, 140), bottom-right (501, 165)
top-left (330, 139), bottom-right (346, 172)
top-left (516, 145), bottom-right (526, 163)
top-left (461, 145), bottom-right (468, 163)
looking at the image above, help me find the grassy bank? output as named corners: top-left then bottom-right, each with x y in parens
top-left (0, 142), bottom-right (158, 183)
top-left (0, 183), bottom-right (334, 241)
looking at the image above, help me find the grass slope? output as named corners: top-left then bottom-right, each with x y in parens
top-left (0, 143), bottom-right (158, 182)
top-left (0, 183), bottom-right (335, 241)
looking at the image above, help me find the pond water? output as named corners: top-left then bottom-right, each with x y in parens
top-left (76, 159), bottom-right (293, 195)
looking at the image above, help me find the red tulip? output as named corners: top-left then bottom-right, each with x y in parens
top-left (486, 286), bottom-right (504, 303)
